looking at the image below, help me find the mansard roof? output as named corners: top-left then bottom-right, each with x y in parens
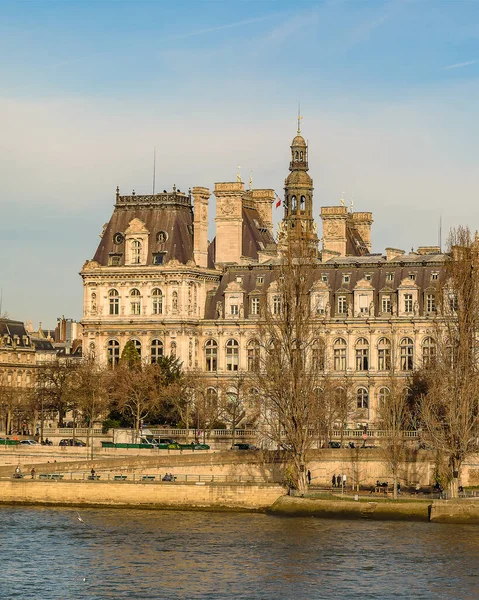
top-left (92, 191), bottom-right (194, 266)
top-left (0, 319), bottom-right (31, 348)
top-left (242, 206), bottom-right (276, 260)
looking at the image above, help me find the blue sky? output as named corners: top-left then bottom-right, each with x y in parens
top-left (1, 0), bottom-right (478, 327)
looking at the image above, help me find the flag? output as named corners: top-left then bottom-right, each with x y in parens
top-left (275, 193), bottom-right (282, 208)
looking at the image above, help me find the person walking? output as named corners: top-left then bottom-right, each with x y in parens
top-left (342, 473), bottom-right (347, 490)
top-left (31, 467), bottom-right (36, 479)
top-left (307, 470), bottom-right (312, 485)
top-left (332, 474), bottom-right (336, 488)
top-left (337, 473), bottom-right (341, 488)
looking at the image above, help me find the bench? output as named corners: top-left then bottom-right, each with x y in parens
top-left (51, 474), bottom-right (64, 480)
top-left (142, 475), bottom-right (155, 481)
top-left (39, 474), bottom-right (64, 480)
top-left (39, 473), bottom-right (50, 479)
top-left (114, 475), bottom-right (127, 481)
top-left (87, 475), bottom-right (101, 480)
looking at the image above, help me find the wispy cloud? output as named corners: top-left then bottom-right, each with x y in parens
top-left (443, 59), bottom-right (478, 70)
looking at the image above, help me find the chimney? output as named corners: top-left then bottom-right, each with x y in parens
top-left (350, 212), bottom-right (373, 252)
top-left (321, 206), bottom-right (348, 259)
top-left (192, 186), bottom-right (210, 268)
top-left (250, 189), bottom-right (274, 235)
top-left (386, 247), bottom-right (405, 261)
top-left (214, 181), bottom-right (244, 265)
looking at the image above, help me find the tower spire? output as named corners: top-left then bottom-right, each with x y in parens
top-left (297, 104), bottom-right (303, 134)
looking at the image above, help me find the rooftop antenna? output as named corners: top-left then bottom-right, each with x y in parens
top-left (152, 147), bottom-right (156, 195)
top-left (297, 103), bottom-right (303, 134)
top-left (439, 215), bottom-right (442, 252)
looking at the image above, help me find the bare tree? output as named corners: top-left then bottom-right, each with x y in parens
top-left (417, 226), bottom-right (479, 497)
top-left (219, 375), bottom-right (248, 448)
top-left (252, 241), bottom-right (325, 493)
top-left (35, 359), bottom-right (77, 427)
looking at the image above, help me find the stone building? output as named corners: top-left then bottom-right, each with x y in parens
top-left (80, 127), bottom-right (445, 427)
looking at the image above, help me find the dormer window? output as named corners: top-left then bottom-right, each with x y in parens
top-left (343, 274), bottom-right (350, 284)
top-left (386, 273), bottom-right (394, 282)
top-left (236, 276), bottom-right (243, 284)
top-left (321, 274), bottom-right (328, 283)
top-left (108, 254), bottom-right (122, 266)
top-left (230, 304), bottom-right (239, 316)
top-left (131, 240), bottom-right (142, 264)
top-left (257, 276), bottom-right (264, 285)
top-left (156, 230), bottom-right (168, 243)
top-left (431, 272), bottom-right (438, 281)
top-left (365, 274), bottom-right (372, 281)
top-left (409, 273), bottom-right (416, 281)
top-left (153, 252), bottom-right (166, 265)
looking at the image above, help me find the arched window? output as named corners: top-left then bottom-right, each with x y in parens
top-left (355, 338), bottom-right (369, 371)
top-left (131, 239), bottom-right (142, 264)
top-left (300, 150), bottom-right (303, 160)
top-left (130, 338), bottom-right (142, 360)
top-left (300, 195), bottom-right (306, 211)
top-left (295, 150), bottom-right (299, 160)
top-left (172, 291), bottom-right (178, 312)
top-left (357, 387), bottom-right (369, 409)
top-left (170, 341), bottom-right (177, 358)
top-left (150, 339), bottom-right (163, 363)
top-left (108, 289), bottom-right (120, 315)
top-left (226, 339), bottom-right (239, 372)
top-left (205, 339), bottom-right (218, 372)
top-left (130, 289), bottom-right (141, 315)
top-left (312, 339), bottom-right (325, 371)
top-left (333, 338), bottom-right (347, 371)
top-left (206, 387), bottom-right (218, 411)
top-left (400, 337), bottom-right (414, 371)
top-left (377, 337), bottom-right (391, 371)
top-left (422, 337), bottom-right (437, 366)
top-left (107, 339), bottom-right (120, 367)
top-left (378, 387), bottom-right (390, 410)
top-left (291, 196), bottom-right (297, 211)
top-left (247, 339), bottom-right (260, 372)
top-left (151, 288), bottom-right (163, 315)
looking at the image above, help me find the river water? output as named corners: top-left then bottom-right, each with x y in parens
top-left (0, 506), bottom-right (477, 600)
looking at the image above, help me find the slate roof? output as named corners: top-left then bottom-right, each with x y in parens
top-left (0, 319), bottom-right (31, 348)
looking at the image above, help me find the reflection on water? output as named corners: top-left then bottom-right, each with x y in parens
top-left (0, 506), bottom-right (478, 600)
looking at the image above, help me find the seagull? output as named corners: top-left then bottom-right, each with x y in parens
top-left (76, 512), bottom-right (85, 523)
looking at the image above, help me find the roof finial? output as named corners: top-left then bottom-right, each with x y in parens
top-left (249, 170), bottom-right (253, 191)
top-left (340, 192), bottom-right (345, 207)
top-left (236, 166), bottom-right (242, 183)
top-left (297, 103), bottom-right (303, 134)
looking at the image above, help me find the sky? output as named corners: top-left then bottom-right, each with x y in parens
top-left (1, 0), bottom-right (478, 327)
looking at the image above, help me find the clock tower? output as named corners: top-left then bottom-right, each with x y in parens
top-left (281, 123), bottom-right (318, 256)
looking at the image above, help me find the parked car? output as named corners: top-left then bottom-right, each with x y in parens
top-left (20, 440), bottom-right (39, 446)
top-left (328, 441), bottom-right (342, 448)
top-left (59, 438), bottom-right (87, 447)
top-left (231, 443), bottom-right (258, 451)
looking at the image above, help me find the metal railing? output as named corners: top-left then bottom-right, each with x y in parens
top-left (8, 472), bottom-right (276, 484)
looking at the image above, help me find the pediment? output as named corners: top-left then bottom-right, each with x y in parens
top-left (225, 281), bottom-right (245, 293)
top-left (125, 218), bottom-right (149, 235)
top-left (398, 277), bottom-right (418, 289)
top-left (354, 278), bottom-right (374, 290)
top-left (311, 280), bottom-right (330, 291)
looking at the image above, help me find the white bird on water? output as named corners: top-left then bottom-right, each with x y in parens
top-left (76, 512), bottom-right (85, 523)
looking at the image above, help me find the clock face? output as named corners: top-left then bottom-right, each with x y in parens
top-left (113, 232), bottom-right (124, 245)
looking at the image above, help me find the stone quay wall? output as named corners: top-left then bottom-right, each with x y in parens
top-left (0, 479), bottom-right (284, 511)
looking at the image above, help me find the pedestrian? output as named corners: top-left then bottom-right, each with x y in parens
top-left (342, 473), bottom-right (347, 489)
top-left (337, 473), bottom-right (341, 488)
top-left (91, 468), bottom-right (96, 479)
top-left (31, 467), bottom-right (36, 479)
top-left (307, 470), bottom-right (312, 485)
top-left (15, 465), bottom-right (20, 475)
top-left (332, 474), bottom-right (336, 488)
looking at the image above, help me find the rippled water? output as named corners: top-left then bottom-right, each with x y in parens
top-left (0, 506), bottom-right (478, 600)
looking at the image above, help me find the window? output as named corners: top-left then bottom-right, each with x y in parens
top-left (226, 339), bottom-right (239, 371)
top-left (377, 337), bottom-right (391, 371)
top-left (337, 295), bottom-right (347, 315)
top-left (333, 338), bottom-right (347, 371)
top-left (386, 273), bottom-right (394, 282)
top-left (409, 273), bottom-right (416, 281)
top-left (247, 339), bottom-right (260, 372)
top-left (152, 288), bottom-right (163, 315)
top-left (273, 296), bottom-right (281, 315)
top-left (156, 230), bottom-right (168, 243)
top-left (358, 294), bottom-right (369, 315)
top-left (404, 294), bottom-right (413, 313)
top-left (343, 274), bottom-right (350, 284)
top-left (230, 304), bottom-right (239, 316)
top-left (321, 274), bottom-right (328, 283)
top-left (130, 289), bottom-right (141, 315)
top-left (312, 339), bottom-right (325, 371)
top-left (365, 273), bottom-right (372, 281)
top-left (356, 387), bottom-right (369, 410)
top-left (130, 339), bottom-right (142, 360)
top-left (250, 297), bottom-right (260, 316)
top-left (355, 338), bottom-right (369, 371)
top-left (90, 293), bottom-right (97, 313)
top-left (150, 339), bottom-right (163, 363)
top-left (205, 340), bottom-right (218, 372)
top-left (256, 276), bottom-right (264, 285)
top-left (431, 272), bottom-right (438, 281)
top-left (291, 196), bottom-right (297, 211)
top-left (153, 252), bottom-right (166, 265)
top-left (400, 337), bottom-right (414, 371)
top-left (108, 289), bottom-right (120, 315)
top-left (422, 337), bottom-right (436, 366)
top-left (426, 293), bottom-right (436, 313)
top-left (131, 240), bottom-right (142, 264)
top-left (378, 387), bottom-right (390, 410)
top-left (381, 295), bottom-right (391, 313)
top-left (108, 254), bottom-right (122, 266)
top-left (236, 276), bottom-right (243, 284)
top-left (107, 339), bottom-right (120, 366)
top-left (300, 196), bottom-right (306, 211)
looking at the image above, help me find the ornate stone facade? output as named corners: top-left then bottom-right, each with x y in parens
top-left (81, 130), bottom-right (446, 427)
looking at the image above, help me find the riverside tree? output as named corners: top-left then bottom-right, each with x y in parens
top-left (251, 241), bottom-right (325, 493)
top-left (417, 226), bottom-right (479, 497)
